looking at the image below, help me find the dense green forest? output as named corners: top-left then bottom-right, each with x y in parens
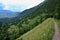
top-left (0, 0), bottom-right (60, 40)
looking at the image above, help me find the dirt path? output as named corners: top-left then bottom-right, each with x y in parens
top-left (52, 22), bottom-right (60, 40)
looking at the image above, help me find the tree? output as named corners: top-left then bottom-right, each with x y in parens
top-left (57, 0), bottom-right (60, 19)
top-left (0, 22), bottom-right (8, 40)
top-left (7, 25), bottom-right (19, 40)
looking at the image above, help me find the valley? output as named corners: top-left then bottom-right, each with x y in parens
top-left (0, 0), bottom-right (60, 40)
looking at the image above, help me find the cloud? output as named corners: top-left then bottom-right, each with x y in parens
top-left (0, 0), bottom-right (44, 12)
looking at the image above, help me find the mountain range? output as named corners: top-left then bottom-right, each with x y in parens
top-left (0, 2), bottom-right (44, 24)
top-left (0, 10), bottom-right (18, 18)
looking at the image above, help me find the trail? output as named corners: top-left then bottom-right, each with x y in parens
top-left (52, 22), bottom-right (60, 40)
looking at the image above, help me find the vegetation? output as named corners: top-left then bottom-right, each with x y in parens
top-left (16, 18), bottom-right (54, 40)
top-left (0, 0), bottom-right (60, 40)
top-left (0, 11), bottom-right (47, 40)
top-left (57, 20), bottom-right (60, 32)
top-left (7, 25), bottom-right (20, 40)
top-left (0, 22), bottom-right (8, 40)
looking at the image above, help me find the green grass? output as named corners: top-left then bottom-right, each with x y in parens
top-left (16, 18), bottom-right (54, 40)
top-left (56, 19), bottom-right (60, 32)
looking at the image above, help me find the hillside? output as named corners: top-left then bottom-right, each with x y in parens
top-left (0, 0), bottom-right (60, 40)
top-left (0, 2), bottom-right (43, 25)
top-left (16, 18), bottom-right (54, 40)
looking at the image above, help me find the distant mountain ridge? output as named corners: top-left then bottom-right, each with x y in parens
top-left (0, 10), bottom-right (18, 18)
top-left (0, 2), bottom-right (44, 24)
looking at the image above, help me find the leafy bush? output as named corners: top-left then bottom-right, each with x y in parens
top-left (7, 25), bottom-right (19, 40)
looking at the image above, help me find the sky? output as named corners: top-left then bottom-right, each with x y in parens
top-left (0, 0), bottom-right (44, 12)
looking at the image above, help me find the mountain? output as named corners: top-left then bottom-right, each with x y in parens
top-left (0, 10), bottom-right (18, 18)
top-left (0, 2), bottom-right (44, 25)
top-left (17, 2), bottom-right (45, 19)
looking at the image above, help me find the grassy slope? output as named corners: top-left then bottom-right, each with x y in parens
top-left (16, 18), bottom-right (54, 40)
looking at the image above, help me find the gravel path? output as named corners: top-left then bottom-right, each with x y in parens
top-left (52, 22), bottom-right (60, 40)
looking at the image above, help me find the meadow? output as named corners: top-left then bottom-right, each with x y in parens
top-left (16, 18), bottom-right (54, 40)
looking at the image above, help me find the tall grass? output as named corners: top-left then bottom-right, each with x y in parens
top-left (56, 20), bottom-right (60, 32)
top-left (16, 18), bottom-right (54, 40)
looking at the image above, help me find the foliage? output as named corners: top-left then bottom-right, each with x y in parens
top-left (0, 0), bottom-right (60, 40)
top-left (7, 25), bottom-right (19, 40)
top-left (0, 22), bottom-right (8, 40)
top-left (57, 20), bottom-right (60, 32)
top-left (16, 18), bottom-right (54, 40)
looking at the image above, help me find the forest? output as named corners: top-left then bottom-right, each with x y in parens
top-left (0, 0), bottom-right (60, 40)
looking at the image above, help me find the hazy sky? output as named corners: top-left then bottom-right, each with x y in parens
top-left (0, 0), bottom-right (44, 12)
